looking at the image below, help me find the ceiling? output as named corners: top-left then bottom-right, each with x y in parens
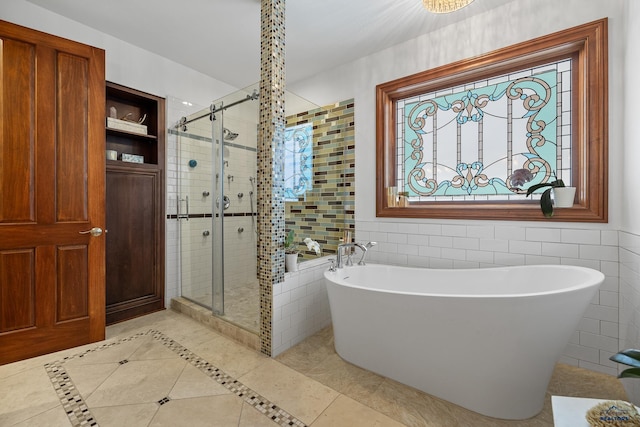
top-left (26, 0), bottom-right (515, 89)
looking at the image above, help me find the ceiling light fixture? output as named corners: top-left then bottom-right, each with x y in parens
top-left (422, 0), bottom-right (474, 13)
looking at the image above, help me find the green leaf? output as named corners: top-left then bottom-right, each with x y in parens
top-left (525, 182), bottom-right (554, 197)
top-left (284, 229), bottom-right (295, 247)
top-left (540, 189), bottom-right (554, 217)
top-left (619, 368), bottom-right (640, 378)
top-left (610, 349), bottom-right (640, 368)
top-left (525, 179), bottom-right (566, 197)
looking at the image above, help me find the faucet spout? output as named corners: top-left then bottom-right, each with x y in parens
top-left (358, 241), bottom-right (377, 265)
top-left (336, 242), bottom-right (367, 269)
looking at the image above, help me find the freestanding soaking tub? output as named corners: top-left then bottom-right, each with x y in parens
top-left (324, 264), bottom-right (603, 419)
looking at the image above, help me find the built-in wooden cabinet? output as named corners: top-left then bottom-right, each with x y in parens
top-left (105, 82), bottom-right (165, 325)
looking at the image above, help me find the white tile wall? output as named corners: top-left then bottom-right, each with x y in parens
top-left (619, 231), bottom-right (640, 400)
top-left (165, 95), bottom-right (260, 312)
top-left (271, 257), bottom-right (333, 356)
top-left (358, 220), bottom-right (620, 375)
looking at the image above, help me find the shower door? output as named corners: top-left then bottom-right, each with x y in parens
top-left (177, 112), bottom-right (215, 309)
top-left (211, 109), bottom-right (225, 315)
top-left (178, 86), bottom-right (260, 332)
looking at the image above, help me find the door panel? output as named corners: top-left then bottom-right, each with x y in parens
top-left (0, 20), bottom-right (105, 365)
top-left (56, 245), bottom-right (89, 322)
top-left (56, 52), bottom-right (89, 222)
top-left (0, 37), bottom-right (35, 223)
top-left (106, 169), bottom-right (157, 305)
top-left (0, 250), bottom-right (35, 332)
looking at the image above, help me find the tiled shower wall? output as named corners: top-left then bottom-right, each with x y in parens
top-left (164, 96), bottom-right (258, 308)
top-left (285, 100), bottom-right (355, 260)
top-left (355, 220), bottom-right (620, 375)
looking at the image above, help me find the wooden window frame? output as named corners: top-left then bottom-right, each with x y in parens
top-left (376, 19), bottom-right (608, 222)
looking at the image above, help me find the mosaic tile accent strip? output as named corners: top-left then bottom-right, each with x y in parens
top-left (44, 330), bottom-right (307, 427)
top-left (285, 99), bottom-right (355, 260)
top-left (257, 0), bottom-right (286, 356)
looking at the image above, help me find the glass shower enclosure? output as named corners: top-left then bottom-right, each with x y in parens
top-left (176, 86), bottom-right (260, 332)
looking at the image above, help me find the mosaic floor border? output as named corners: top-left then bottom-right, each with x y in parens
top-left (43, 329), bottom-right (306, 427)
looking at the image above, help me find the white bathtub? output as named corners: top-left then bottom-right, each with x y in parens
top-left (324, 264), bottom-right (603, 419)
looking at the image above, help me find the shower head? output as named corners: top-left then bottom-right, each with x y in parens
top-left (223, 128), bottom-right (239, 141)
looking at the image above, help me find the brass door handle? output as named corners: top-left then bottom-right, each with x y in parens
top-left (79, 227), bottom-right (103, 237)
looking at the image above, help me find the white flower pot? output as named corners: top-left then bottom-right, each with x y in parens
top-left (553, 187), bottom-right (576, 208)
top-left (285, 253), bottom-right (298, 272)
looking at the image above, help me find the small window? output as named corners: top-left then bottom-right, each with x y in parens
top-left (284, 122), bottom-right (313, 201)
top-left (376, 19), bottom-right (608, 222)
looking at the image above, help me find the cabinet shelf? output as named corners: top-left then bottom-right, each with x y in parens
top-left (106, 126), bottom-right (158, 141)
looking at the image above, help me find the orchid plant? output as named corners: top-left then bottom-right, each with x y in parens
top-left (303, 237), bottom-right (321, 256)
top-left (285, 230), bottom-right (321, 256)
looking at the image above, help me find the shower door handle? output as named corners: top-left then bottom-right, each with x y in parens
top-left (177, 195), bottom-right (190, 220)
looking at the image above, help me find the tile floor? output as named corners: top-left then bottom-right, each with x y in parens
top-left (0, 309), bottom-right (629, 427)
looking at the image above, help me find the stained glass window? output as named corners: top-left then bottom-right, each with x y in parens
top-left (284, 123), bottom-right (313, 201)
top-left (396, 60), bottom-right (572, 202)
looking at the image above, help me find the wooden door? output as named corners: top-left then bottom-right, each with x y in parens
top-left (0, 21), bottom-right (106, 365)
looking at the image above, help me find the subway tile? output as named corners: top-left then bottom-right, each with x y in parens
top-left (419, 245), bottom-right (442, 258)
top-left (601, 230), bottom-right (619, 246)
top-left (466, 250), bottom-right (494, 264)
top-left (525, 227), bottom-right (561, 242)
top-left (388, 233), bottom-right (408, 244)
top-left (580, 332), bottom-right (618, 352)
top-left (620, 231), bottom-right (640, 255)
top-left (357, 221), bottom-right (380, 232)
top-left (494, 252), bottom-right (525, 266)
top-left (441, 248), bottom-right (466, 261)
top-left (509, 240), bottom-right (542, 255)
top-left (387, 253), bottom-right (408, 266)
top-left (429, 235), bottom-right (453, 248)
top-left (407, 234), bottom-right (428, 245)
top-left (600, 290), bottom-right (619, 308)
top-left (578, 317), bottom-right (600, 334)
top-left (397, 244), bottom-right (420, 256)
top-left (452, 237), bottom-right (479, 250)
top-left (369, 232), bottom-right (389, 243)
top-left (580, 244), bottom-right (619, 262)
top-left (599, 276), bottom-right (619, 292)
top-left (441, 224), bottom-right (467, 237)
top-left (495, 225), bottom-right (526, 241)
top-left (418, 223), bottom-right (442, 235)
top-left (397, 222), bottom-right (420, 234)
top-left (273, 291), bottom-right (291, 308)
top-left (541, 242), bottom-right (579, 258)
top-left (584, 303), bottom-right (619, 323)
top-left (600, 261), bottom-right (620, 277)
top-left (561, 229), bottom-right (601, 244)
top-left (379, 242), bottom-right (398, 254)
top-left (563, 342), bottom-right (600, 364)
top-left (379, 222), bottom-right (399, 233)
top-left (407, 255), bottom-right (430, 268)
top-left (479, 239), bottom-right (509, 253)
top-left (601, 321), bottom-right (619, 338)
top-left (466, 225), bottom-right (494, 239)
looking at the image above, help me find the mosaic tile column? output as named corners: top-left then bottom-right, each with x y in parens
top-left (257, 0), bottom-right (285, 356)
